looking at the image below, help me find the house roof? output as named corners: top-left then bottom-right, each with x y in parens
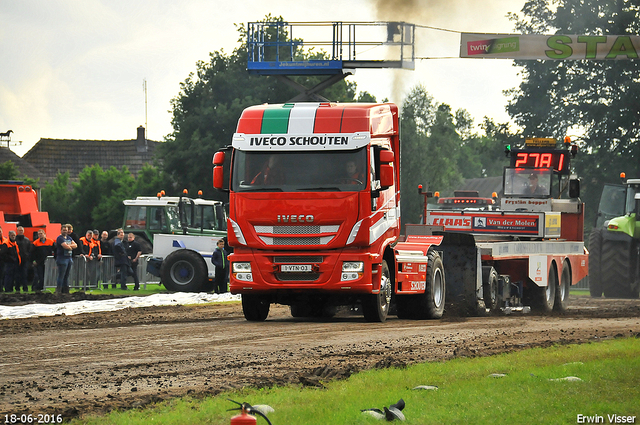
top-left (0, 146), bottom-right (46, 181)
top-left (22, 127), bottom-right (160, 184)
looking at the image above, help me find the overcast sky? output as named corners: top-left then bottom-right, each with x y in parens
top-left (0, 0), bottom-right (524, 157)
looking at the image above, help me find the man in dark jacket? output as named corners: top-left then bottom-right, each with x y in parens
top-left (211, 238), bottom-right (229, 294)
top-left (125, 233), bottom-right (142, 290)
top-left (31, 229), bottom-right (56, 292)
top-left (99, 231), bottom-right (116, 289)
top-left (15, 226), bottom-right (32, 292)
top-left (113, 228), bottom-right (139, 290)
top-left (2, 230), bottom-right (21, 293)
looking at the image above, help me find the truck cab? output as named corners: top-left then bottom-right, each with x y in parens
top-left (123, 194), bottom-right (228, 252)
top-left (213, 102), bottom-right (401, 321)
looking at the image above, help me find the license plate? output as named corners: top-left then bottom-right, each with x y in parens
top-left (280, 264), bottom-right (312, 272)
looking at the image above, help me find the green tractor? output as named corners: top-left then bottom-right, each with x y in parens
top-left (588, 175), bottom-right (640, 298)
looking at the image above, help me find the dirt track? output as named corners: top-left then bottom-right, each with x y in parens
top-left (0, 294), bottom-right (639, 421)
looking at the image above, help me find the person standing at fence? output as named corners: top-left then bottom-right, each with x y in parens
top-left (0, 226), bottom-right (7, 290)
top-left (79, 230), bottom-right (98, 289)
top-left (31, 229), bottom-right (55, 292)
top-left (1, 230), bottom-right (21, 292)
top-left (113, 228), bottom-right (139, 290)
top-left (211, 238), bottom-right (229, 294)
top-left (56, 225), bottom-right (77, 294)
top-left (15, 226), bottom-right (32, 292)
top-left (126, 233), bottom-right (142, 291)
top-left (99, 231), bottom-right (115, 289)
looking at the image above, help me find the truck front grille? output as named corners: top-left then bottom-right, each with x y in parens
top-left (254, 225), bottom-right (339, 246)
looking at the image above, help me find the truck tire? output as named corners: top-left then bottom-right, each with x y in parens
top-left (412, 248), bottom-right (446, 319)
top-left (161, 250), bottom-right (207, 292)
top-left (588, 228), bottom-right (603, 297)
top-left (482, 266), bottom-right (500, 311)
top-left (242, 294), bottom-right (270, 321)
top-left (554, 261), bottom-right (571, 312)
top-left (602, 239), bottom-right (635, 298)
top-left (362, 260), bottom-right (392, 322)
top-left (533, 263), bottom-right (556, 312)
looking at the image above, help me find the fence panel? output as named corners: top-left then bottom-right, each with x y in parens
top-left (44, 255), bottom-right (160, 290)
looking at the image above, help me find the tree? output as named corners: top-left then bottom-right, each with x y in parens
top-left (160, 15), bottom-right (374, 200)
top-left (0, 161), bottom-right (19, 180)
top-left (400, 86), bottom-right (474, 226)
top-left (507, 0), bottom-right (640, 229)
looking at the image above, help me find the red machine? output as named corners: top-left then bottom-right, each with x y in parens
top-left (0, 181), bottom-right (61, 239)
top-left (212, 104), bottom-right (587, 321)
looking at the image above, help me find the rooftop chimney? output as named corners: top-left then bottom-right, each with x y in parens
top-left (136, 126), bottom-right (147, 152)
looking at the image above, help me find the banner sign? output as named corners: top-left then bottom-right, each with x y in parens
top-left (460, 33), bottom-right (640, 60)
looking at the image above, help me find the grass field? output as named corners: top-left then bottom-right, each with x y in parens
top-left (72, 337), bottom-right (640, 425)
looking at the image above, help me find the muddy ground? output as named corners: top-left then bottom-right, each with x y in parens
top-left (0, 293), bottom-right (639, 421)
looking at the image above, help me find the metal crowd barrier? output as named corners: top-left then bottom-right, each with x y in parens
top-left (44, 255), bottom-right (160, 290)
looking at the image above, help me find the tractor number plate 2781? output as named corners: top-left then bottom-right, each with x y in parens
top-left (280, 264), bottom-right (312, 272)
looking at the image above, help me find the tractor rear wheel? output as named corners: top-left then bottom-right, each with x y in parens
top-left (602, 239), bottom-right (635, 298)
top-left (588, 228), bottom-right (603, 297)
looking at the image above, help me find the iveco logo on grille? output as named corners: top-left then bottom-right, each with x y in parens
top-left (277, 214), bottom-right (314, 223)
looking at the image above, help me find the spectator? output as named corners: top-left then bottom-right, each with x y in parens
top-left (56, 225), bottom-right (77, 294)
top-left (31, 229), bottom-right (55, 292)
top-left (79, 230), bottom-right (98, 289)
top-left (15, 226), bottom-right (32, 292)
top-left (67, 224), bottom-right (82, 257)
top-left (126, 233), bottom-right (142, 291)
top-left (113, 228), bottom-right (139, 290)
top-left (99, 231), bottom-right (116, 290)
top-left (0, 226), bottom-right (7, 290)
top-left (2, 230), bottom-right (21, 293)
top-left (92, 229), bottom-right (103, 261)
top-left (211, 238), bottom-right (229, 294)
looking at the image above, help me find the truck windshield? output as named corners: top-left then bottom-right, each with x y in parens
top-left (231, 148), bottom-right (367, 192)
top-left (503, 168), bottom-right (552, 198)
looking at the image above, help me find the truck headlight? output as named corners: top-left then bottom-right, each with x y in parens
top-left (341, 261), bottom-right (364, 281)
top-left (232, 262), bottom-right (252, 282)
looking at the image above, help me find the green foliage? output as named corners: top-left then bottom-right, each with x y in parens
top-left (0, 160), bottom-right (19, 180)
top-left (507, 0), bottom-right (640, 230)
top-left (72, 338), bottom-right (640, 424)
top-left (400, 86), bottom-right (506, 226)
top-left (0, 160), bottom-right (40, 188)
top-left (160, 15), bottom-right (372, 200)
top-left (41, 164), bottom-right (168, 233)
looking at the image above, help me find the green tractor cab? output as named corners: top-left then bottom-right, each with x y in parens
top-left (589, 177), bottom-right (640, 298)
top-left (122, 194), bottom-right (227, 253)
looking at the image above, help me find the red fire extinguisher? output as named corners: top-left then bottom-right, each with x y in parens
top-left (228, 399), bottom-right (273, 425)
top-left (230, 405), bottom-right (257, 425)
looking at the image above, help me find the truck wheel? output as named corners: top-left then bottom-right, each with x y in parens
top-left (588, 228), bottom-right (603, 297)
top-left (482, 266), bottom-right (500, 311)
top-left (362, 260), bottom-right (392, 322)
top-left (242, 294), bottom-right (270, 321)
top-left (412, 249), bottom-right (446, 319)
top-left (602, 239), bottom-right (634, 298)
top-left (554, 261), bottom-right (571, 312)
top-left (161, 250), bottom-right (207, 292)
top-left (534, 263), bottom-right (556, 312)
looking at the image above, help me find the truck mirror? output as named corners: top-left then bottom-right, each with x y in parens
top-left (379, 150), bottom-right (394, 163)
top-left (212, 151), bottom-right (225, 166)
top-left (212, 147), bottom-right (231, 192)
top-left (213, 166), bottom-right (225, 190)
top-left (569, 178), bottom-right (580, 198)
top-left (379, 164), bottom-right (394, 189)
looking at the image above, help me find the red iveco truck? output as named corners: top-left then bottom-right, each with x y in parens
top-left (212, 103), bottom-right (588, 321)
